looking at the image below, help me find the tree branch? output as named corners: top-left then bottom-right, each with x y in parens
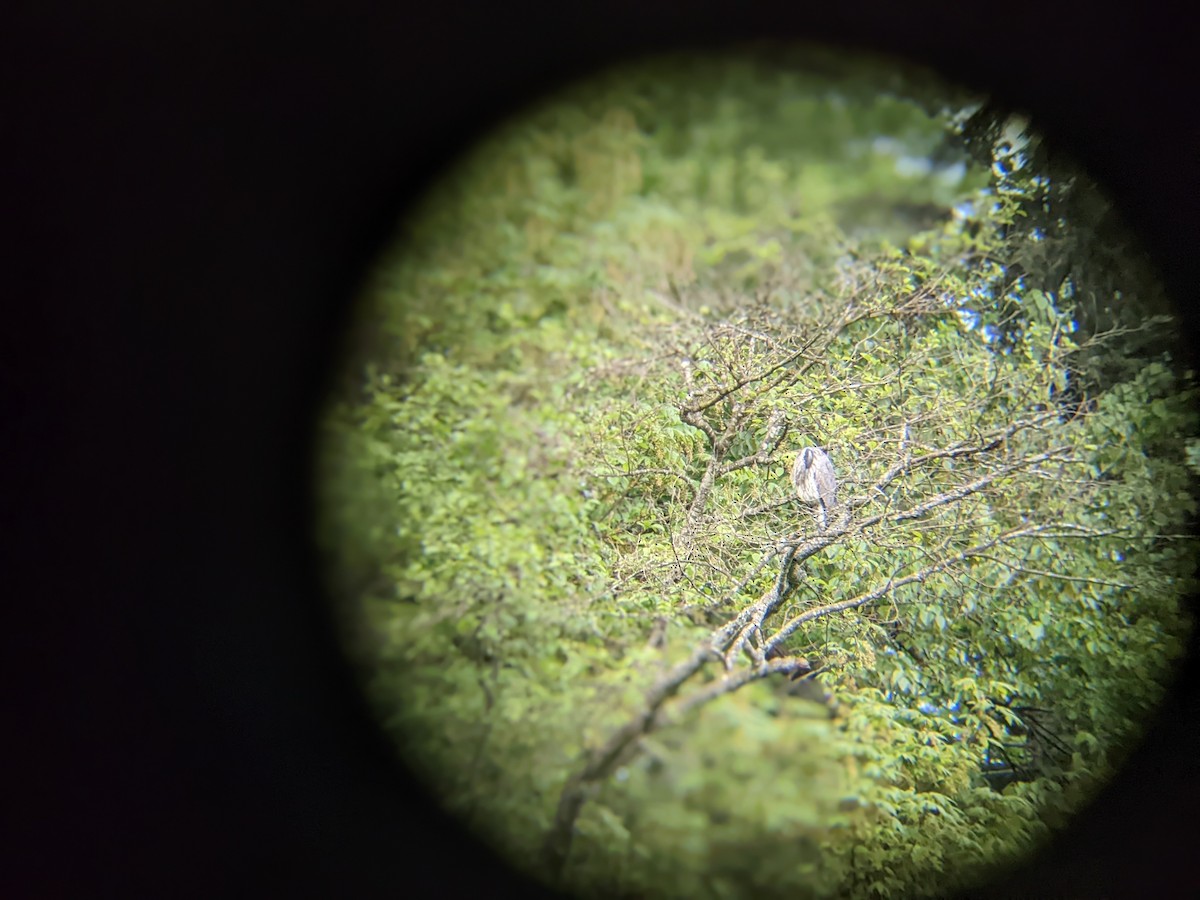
top-left (763, 525), bottom-right (1051, 653)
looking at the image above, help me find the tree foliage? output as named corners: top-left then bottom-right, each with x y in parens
top-left (317, 50), bottom-right (1196, 899)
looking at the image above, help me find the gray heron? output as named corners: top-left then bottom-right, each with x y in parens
top-left (791, 446), bottom-right (838, 530)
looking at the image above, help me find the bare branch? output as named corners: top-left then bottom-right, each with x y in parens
top-left (763, 525), bottom-right (1051, 653)
top-left (891, 448), bottom-right (1071, 523)
top-left (966, 553), bottom-right (1132, 590)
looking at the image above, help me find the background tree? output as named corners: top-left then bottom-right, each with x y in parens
top-left (317, 48), bottom-right (1196, 899)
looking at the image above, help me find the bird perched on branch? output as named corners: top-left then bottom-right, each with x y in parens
top-left (791, 446), bottom-right (838, 530)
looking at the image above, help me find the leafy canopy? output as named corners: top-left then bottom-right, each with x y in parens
top-left (317, 50), bottom-right (1196, 900)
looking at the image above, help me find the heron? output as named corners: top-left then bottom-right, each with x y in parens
top-left (791, 446), bottom-right (838, 530)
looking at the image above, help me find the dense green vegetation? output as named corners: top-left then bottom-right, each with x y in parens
top-left (317, 51), bottom-right (1197, 899)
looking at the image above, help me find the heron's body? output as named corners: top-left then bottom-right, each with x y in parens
top-left (792, 446), bottom-right (838, 529)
